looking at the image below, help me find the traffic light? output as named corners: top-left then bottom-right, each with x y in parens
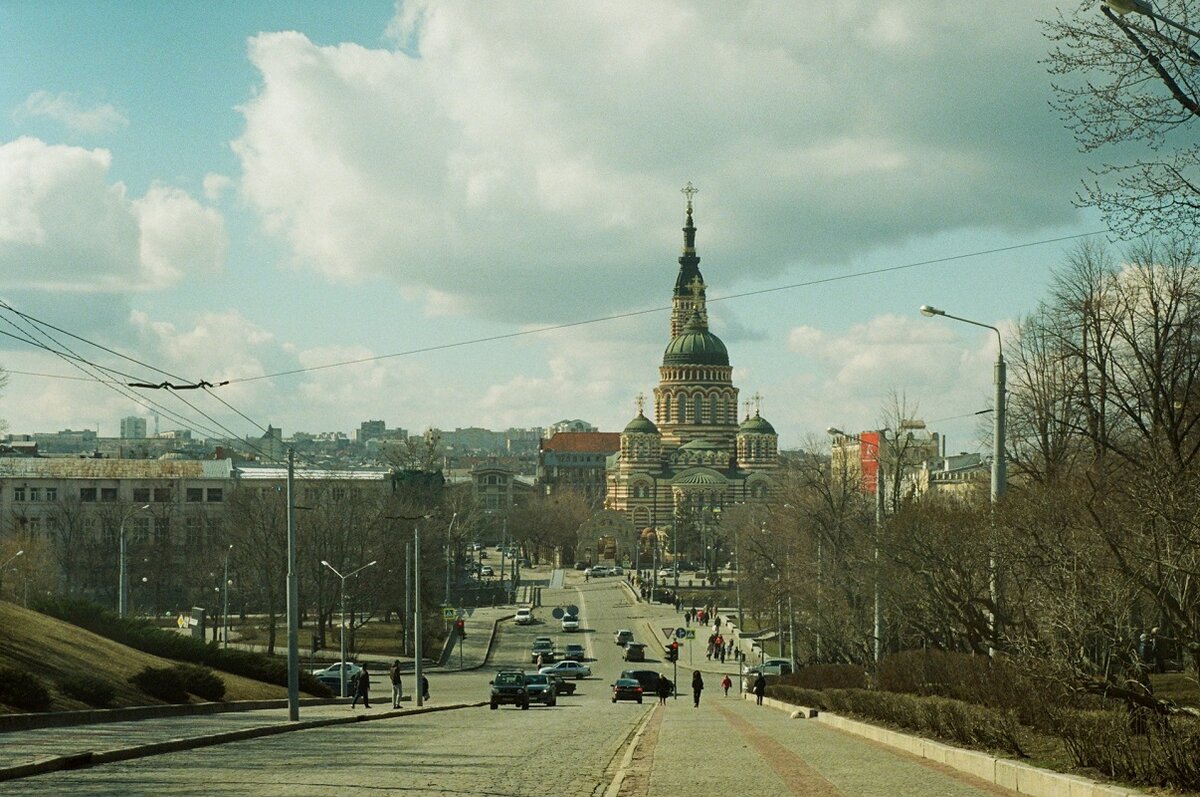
top-left (455, 618), bottom-right (466, 638)
top-left (667, 642), bottom-right (678, 662)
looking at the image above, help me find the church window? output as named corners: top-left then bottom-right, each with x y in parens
top-left (709, 396), bottom-right (719, 423)
top-left (693, 395), bottom-right (703, 424)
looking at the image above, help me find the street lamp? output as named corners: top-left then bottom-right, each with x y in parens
top-left (0, 550), bottom-right (23, 599)
top-left (919, 305), bottom-right (1006, 503)
top-left (222, 544), bottom-right (233, 649)
top-left (920, 304), bottom-right (1005, 653)
top-left (118, 505), bottom-right (151, 619)
top-left (827, 427), bottom-right (887, 664)
top-left (320, 559), bottom-right (377, 698)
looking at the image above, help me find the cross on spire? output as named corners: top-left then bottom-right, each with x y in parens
top-left (687, 275), bottom-right (705, 299)
top-left (743, 399), bottom-right (752, 420)
top-left (635, 392), bottom-right (645, 415)
top-left (681, 181), bottom-right (698, 214)
top-left (751, 392), bottom-right (763, 416)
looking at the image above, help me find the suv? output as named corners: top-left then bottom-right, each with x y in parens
top-left (561, 614), bottom-right (580, 632)
top-left (615, 629), bottom-right (634, 646)
top-left (623, 642), bottom-right (647, 662)
top-left (514, 608), bottom-right (534, 625)
top-left (531, 638), bottom-right (556, 664)
top-left (523, 673), bottom-right (557, 707)
top-left (621, 669), bottom-right (672, 696)
top-left (490, 671), bottom-right (530, 710)
top-left (563, 643), bottom-right (586, 661)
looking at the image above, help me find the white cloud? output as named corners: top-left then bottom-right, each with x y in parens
top-left (0, 137), bottom-right (226, 291)
top-left (232, 1), bottom-right (1079, 324)
top-left (15, 91), bottom-right (128, 134)
top-left (203, 173), bottom-right (234, 202)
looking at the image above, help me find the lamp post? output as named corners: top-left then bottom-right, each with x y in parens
top-left (827, 428), bottom-right (886, 664)
top-left (445, 512), bottom-right (457, 605)
top-left (0, 550), bottom-right (22, 599)
top-left (118, 505), bottom-right (151, 619)
top-left (222, 544), bottom-right (233, 648)
top-left (320, 558), bottom-right (377, 698)
top-left (920, 304), bottom-right (1006, 652)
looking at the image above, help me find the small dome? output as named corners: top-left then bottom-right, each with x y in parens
top-left (678, 438), bottom-right (726, 451)
top-left (623, 412), bottom-right (659, 434)
top-left (739, 413), bottom-right (777, 435)
top-left (663, 313), bottom-right (729, 367)
top-left (673, 470), bottom-right (727, 486)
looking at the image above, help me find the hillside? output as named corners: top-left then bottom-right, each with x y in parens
top-left (0, 600), bottom-right (289, 713)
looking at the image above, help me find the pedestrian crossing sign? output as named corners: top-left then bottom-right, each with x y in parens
top-left (685, 629), bottom-right (696, 640)
top-left (442, 607), bottom-right (456, 619)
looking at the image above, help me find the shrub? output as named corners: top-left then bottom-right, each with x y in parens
top-left (877, 648), bottom-right (1050, 723)
top-left (130, 666), bottom-right (189, 704)
top-left (0, 666), bottom-right (52, 712)
top-left (57, 673), bottom-right (116, 707)
top-left (783, 663), bottom-right (869, 690)
top-left (1044, 708), bottom-right (1200, 790)
top-left (32, 597), bottom-right (327, 695)
top-left (174, 664), bottom-right (225, 702)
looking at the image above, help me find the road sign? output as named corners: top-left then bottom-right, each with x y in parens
top-left (685, 629), bottom-right (696, 640)
top-left (674, 627), bottom-right (686, 639)
top-left (567, 604), bottom-right (579, 616)
top-left (176, 614), bottom-right (187, 629)
top-left (442, 607), bottom-right (456, 620)
top-left (552, 607), bottom-right (565, 619)
top-left (465, 607), bottom-right (475, 617)
top-left (662, 627), bottom-right (676, 640)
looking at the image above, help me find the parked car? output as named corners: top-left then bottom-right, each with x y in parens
top-left (489, 670), bottom-right (529, 710)
top-left (311, 661), bottom-right (362, 681)
top-left (480, 565), bottom-right (494, 577)
top-left (614, 629), bottom-right (634, 646)
top-left (745, 658), bottom-right (793, 676)
top-left (611, 566), bottom-right (625, 576)
top-left (623, 642), bottom-right (647, 662)
top-left (611, 677), bottom-right (644, 703)
top-left (514, 608), bottom-right (534, 625)
top-left (621, 669), bottom-right (673, 696)
top-left (561, 614), bottom-right (580, 632)
top-left (563, 643), bottom-right (586, 661)
top-left (574, 562), bottom-right (588, 570)
top-left (522, 673), bottom-right (557, 707)
top-left (587, 566), bottom-right (609, 578)
top-left (539, 660), bottom-right (591, 679)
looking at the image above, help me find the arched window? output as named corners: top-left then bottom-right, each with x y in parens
top-left (675, 395), bottom-right (685, 423)
top-left (693, 395), bottom-right (703, 424)
top-left (709, 395), bottom-right (719, 423)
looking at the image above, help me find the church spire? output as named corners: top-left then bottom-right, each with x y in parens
top-left (671, 182), bottom-right (706, 337)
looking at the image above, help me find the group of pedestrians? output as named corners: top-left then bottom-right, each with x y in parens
top-left (350, 660), bottom-right (429, 710)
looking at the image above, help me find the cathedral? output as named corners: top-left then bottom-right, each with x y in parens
top-left (603, 185), bottom-right (780, 547)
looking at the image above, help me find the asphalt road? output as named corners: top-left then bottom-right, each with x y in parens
top-left (5, 573), bottom-right (1021, 796)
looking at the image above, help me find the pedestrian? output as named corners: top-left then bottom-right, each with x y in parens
top-left (389, 659), bottom-right (403, 709)
top-left (691, 670), bottom-right (704, 708)
top-left (656, 676), bottom-right (671, 705)
top-left (753, 672), bottom-right (767, 706)
top-left (421, 674), bottom-right (430, 701)
top-left (536, 653), bottom-right (545, 668)
top-left (719, 645), bottom-right (726, 664)
top-left (721, 674), bottom-right (732, 697)
top-left (352, 664), bottom-right (371, 709)
top-left (684, 609), bottom-right (691, 627)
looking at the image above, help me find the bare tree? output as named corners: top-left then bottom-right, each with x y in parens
top-left (1044, 1), bottom-right (1200, 238)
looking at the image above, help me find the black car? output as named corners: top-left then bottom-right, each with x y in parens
top-left (612, 677), bottom-right (644, 703)
top-left (623, 643), bottom-right (647, 662)
top-left (490, 670), bottom-right (530, 710)
top-left (523, 674), bottom-right (557, 707)
top-left (546, 674), bottom-right (576, 696)
top-left (621, 669), bottom-right (673, 695)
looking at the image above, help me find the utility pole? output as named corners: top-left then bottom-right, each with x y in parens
top-left (286, 449), bottom-right (299, 721)
top-left (414, 522), bottom-right (424, 708)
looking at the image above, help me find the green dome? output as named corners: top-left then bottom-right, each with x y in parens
top-left (739, 413), bottom-right (777, 435)
top-left (623, 412), bottom-right (659, 434)
top-left (663, 314), bottom-right (729, 367)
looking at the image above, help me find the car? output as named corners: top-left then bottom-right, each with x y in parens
top-left (656, 567), bottom-right (678, 579)
top-left (574, 562), bottom-right (588, 570)
top-left (611, 677), bottom-right (644, 703)
top-left (531, 639), bottom-right (556, 664)
top-left (522, 673), bottom-right (557, 707)
top-left (490, 670), bottom-right (529, 710)
top-left (561, 614), bottom-right (580, 632)
top-left (311, 661), bottom-right (362, 682)
top-left (545, 673), bottom-right (577, 696)
top-left (563, 643), bottom-right (586, 661)
top-left (587, 566), bottom-right (609, 578)
top-left (611, 566), bottom-right (625, 576)
top-left (746, 658), bottom-right (793, 676)
top-left (514, 608), bottom-right (534, 625)
top-left (614, 629), bottom-right (634, 646)
top-left (479, 551), bottom-right (489, 559)
top-left (623, 642), bottom-right (647, 662)
top-left (539, 660), bottom-right (591, 679)
top-left (621, 669), bottom-right (673, 696)
top-left (480, 565), bottom-right (494, 577)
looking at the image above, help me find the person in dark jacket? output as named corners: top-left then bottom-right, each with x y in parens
top-left (753, 672), bottom-right (767, 706)
top-left (352, 664), bottom-right (371, 709)
top-left (691, 670), bottom-right (704, 708)
top-left (389, 660), bottom-right (403, 709)
top-left (656, 676), bottom-right (672, 705)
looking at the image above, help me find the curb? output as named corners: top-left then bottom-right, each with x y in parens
top-left (0, 697), bottom-right (343, 734)
top-left (0, 701), bottom-right (485, 784)
top-left (745, 693), bottom-right (1145, 797)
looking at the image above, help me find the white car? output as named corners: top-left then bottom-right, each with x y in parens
top-left (745, 657), bottom-right (793, 676)
top-left (561, 614), bottom-right (580, 632)
top-left (480, 565), bottom-right (494, 577)
top-left (514, 608), bottom-right (534, 625)
top-left (539, 660), bottom-right (591, 679)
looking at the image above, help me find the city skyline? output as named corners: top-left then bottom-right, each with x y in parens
top-left (1, 2), bottom-right (1107, 453)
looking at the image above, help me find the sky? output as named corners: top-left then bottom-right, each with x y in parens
top-left (0, 1), bottom-right (1113, 454)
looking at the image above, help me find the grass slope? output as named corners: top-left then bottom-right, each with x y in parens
top-left (0, 600), bottom-right (288, 713)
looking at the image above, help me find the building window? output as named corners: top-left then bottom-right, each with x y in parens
top-left (133, 488), bottom-right (151, 503)
top-left (29, 487), bottom-right (40, 502)
top-left (186, 488), bottom-right (203, 502)
top-left (80, 488), bottom-right (97, 502)
top-left (206, 488), bottom-right (223, 503)
top-left (154, 517), bottom-right (170, 545)
top-left (101, 488), bottom-right (118, 502)
top-left (13, 487), bottom-right (25, 502)
top-left (45, 488), bottom-right (57, 502)
top-left (332, 488), bottom-right (346, 501)
top-left (153, 488), bottom-right (171, 503)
